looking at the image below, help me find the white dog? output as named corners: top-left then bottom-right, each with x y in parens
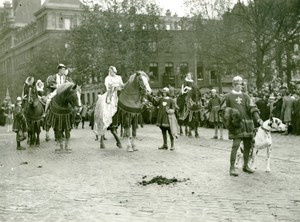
top-left (236, 117), bottom-right (287, 172)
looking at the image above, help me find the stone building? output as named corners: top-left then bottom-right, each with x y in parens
top-left (0, 1), bottom-right (218, 104)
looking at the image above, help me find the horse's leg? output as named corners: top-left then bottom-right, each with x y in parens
top-left (195, 122), bottom-right (199, 138)
top-left (185, 125), bottom-right (188, 136)
top-left (54, 130), bottom-right (64, 153)
top-left (124, 127), bottom-right (133, 152)
top-left (45, 124), bottom-right (51, 142)
top-left (100, 135), bottom-right (106, 149)
top-left (187, 124), bottom-right (192, 138)
top-left (131, 125), bottom-right (138, 151)
top-left (111, 128), bottom-right (122, 148)
top-left (179, 124), bottom-right (183, 136)
top-left (64, 129), bottom-right (72, 153)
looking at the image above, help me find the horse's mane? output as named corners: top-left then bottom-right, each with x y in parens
top-left (123, 71), bottom-right (149, 90)
top-left (187, 86), bottom-right (201, 100)
top-left (56, 82), bottom-right (75, 95)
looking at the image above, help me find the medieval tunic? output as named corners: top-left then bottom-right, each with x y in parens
top-left (154, 96), bottom-right (176, 128)
top-left (12, 103), bottom-right (27, 140)
top-left (221, 90), bottom-right (260, 140)
top-left (208, 95), bottom-right (222, 123)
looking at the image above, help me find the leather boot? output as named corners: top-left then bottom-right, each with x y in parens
top-left (229, 163), bottom-right (239, 176)
top-left (16, 141), bottom-right (26, 150)
top-left (158, 144), bottom-right (168, 149)
top-left (243, 145), bottom-right (255, 173)
top-left (158, 130), bottom-right (168, 149)
top-left (170, 138), bottom-right (175, 151)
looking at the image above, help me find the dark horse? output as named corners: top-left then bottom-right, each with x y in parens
top-left (94, 71), bottom-right (152, 151)
top-left (23, 77), bottom-right (45, 147)
top-left (45, 82), bottom-right (81, 153)
top-left (177, 86), bottom-right (202, 137)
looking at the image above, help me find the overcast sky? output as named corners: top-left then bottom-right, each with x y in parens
top-left (0, 0), bottom-right (187, 16)
top-left (0, 0), bottom-right (241, 17)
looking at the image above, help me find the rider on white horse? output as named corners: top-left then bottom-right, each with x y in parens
top-left (103, 66), bottom-right (124, 128)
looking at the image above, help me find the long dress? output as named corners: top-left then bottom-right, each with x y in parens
top-left (99, 75), bottom-right (124, 131)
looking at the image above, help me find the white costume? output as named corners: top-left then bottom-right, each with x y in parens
top-left (97, 66), bottom-right (124, 132)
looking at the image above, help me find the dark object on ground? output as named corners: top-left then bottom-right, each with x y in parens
top-left (138, 175), bottom-right (190, 186)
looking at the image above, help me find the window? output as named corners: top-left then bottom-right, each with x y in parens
top-left (211, 70), bottom-right (217, 80)
top-left (165, 62), bottom-right (174, 76)
top-left (149, 63), bottom-right (158, 80)
top-left (58, 16), bottom-right (64, 29)
top-left (180, 62), bottom-right (188, 79)
top-left (64, 18), bottom-right (71, 30)
top-left (148, 41), bottom-right (157, 52)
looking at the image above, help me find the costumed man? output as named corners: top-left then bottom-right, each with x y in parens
top-left (149, 87), bottom-right (178, 151)
top-left (220, 76), bottom-right (264, 177)
top-left (45, 64), bottom-right (73, 113)
top-left (13, 97), bottom-right (27, 150)
top-left (208, 89), bottom-right (223, 140)
top-left (181, 72), bottom-right (194, 94)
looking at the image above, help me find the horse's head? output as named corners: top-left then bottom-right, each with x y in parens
top-left (187, 86), bottom-right (202, 104)
top-left (56, 83), bottom-right (82, 108)
top-left (135, 71), bottom-right (152, 95)
top-left (23, 76), bottom-right (38, 105)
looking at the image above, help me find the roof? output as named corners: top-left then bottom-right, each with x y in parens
top-left (43, 0), bottom-right (82, 6)
top-left (14, 0), bottom-right (41, 24)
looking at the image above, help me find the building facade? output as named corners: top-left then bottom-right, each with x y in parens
top-left (0, 1), bottom-right (218, 104)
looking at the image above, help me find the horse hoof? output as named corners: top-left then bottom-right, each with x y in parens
top-left (127, 147), bottom-right (134, 152)
top-left (55, 149), bottom-right (63, 153)
top-left (100, 144), bottom-right (105, 149)
top-left (65, 149), bottom-right (72, 153)
top-left (116, 143), bottom-right (122, 148)
top-left (45, 138), bottom-right (50, 142)
top-left (195, 135), bottom-right (199, 138)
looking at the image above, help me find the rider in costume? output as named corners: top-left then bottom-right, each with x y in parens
top-left (181, 72), bottom-right (194, 94)
top-left (45, 64), bottom-right (73, 112)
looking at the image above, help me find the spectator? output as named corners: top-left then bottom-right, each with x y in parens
top-left (80, 103), bottom-right (88, 129)
top-left (281, 91), bottom-right (295, 135)
top-left (256, 93), bottom-right (269, 121)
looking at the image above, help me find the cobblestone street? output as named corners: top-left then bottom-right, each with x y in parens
top-left (0, 123), bottom-right (300, 222)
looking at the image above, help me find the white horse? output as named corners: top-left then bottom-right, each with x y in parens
top-left (94, 71), bottom-right (152, 151)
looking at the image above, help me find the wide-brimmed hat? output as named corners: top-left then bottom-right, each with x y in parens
top-left (16, 96), bottom-right (22, 101)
